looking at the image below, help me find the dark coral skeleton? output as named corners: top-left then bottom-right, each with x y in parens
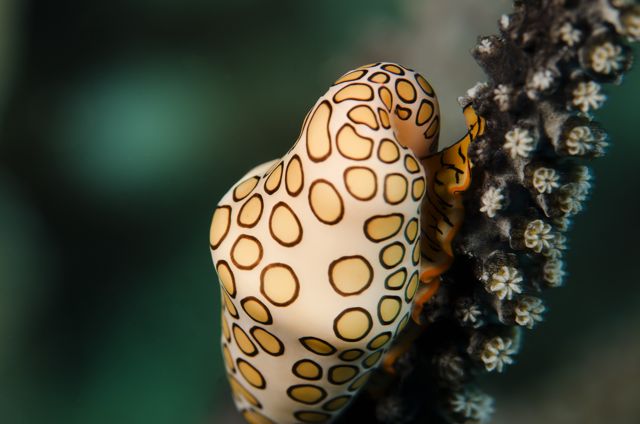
top-left (338, 1), bottom-right (639, 423)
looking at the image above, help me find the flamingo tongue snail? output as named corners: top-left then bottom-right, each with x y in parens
top-left (209, 62), bottom-right (485, 424)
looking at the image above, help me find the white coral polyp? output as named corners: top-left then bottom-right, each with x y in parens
top-left (458, 303), bottom-right (483, 327)
top-left (529, 69), bottom-right (554, 91)
top-left (504, 127), bottom-right (536, 159)
top-left (450, 390), bottom-right (494, 423)
top-left (524, 219), bottom-right (555, 253)
top-left (572, 81), bottom-right (606, 114)
top-left (481, 336), bottom-right (517, 373)
top-left (622, 11), bottom-right (640, 41)
top-left (532, 167), bottom-right (560, 194)
top-left (493, 84), bottom-right (511, 111)
top-left (480, 186), bottom-right (504, 218)
top-left (543, 258), bottom-right (566, 287)
top-left (466, 81), bottom-right (488, 99)
top-left (500, 14), bottom-right (510, 30)
top-left (515, 296), bottom-right (545, 329)
top-left (591, 42), bottom-right (623, 74)
top-left (574, 165), bottom-right (592, 184)
top-left (488, 266), bottom-right (523, 300)
top-left (564, 125), bottom-right (608, 156)
top-left (558, 22), bottom-right (581, 46)
top-left (477, 38), bottom-right (494, 54)
top-left (557, 184), bottom-right (585, 215)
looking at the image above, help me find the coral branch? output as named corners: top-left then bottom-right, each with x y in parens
top-left (338, 1), bottom-right (638, 423)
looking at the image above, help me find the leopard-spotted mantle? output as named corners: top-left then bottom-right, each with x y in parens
top-left (209, 62), bottom-right (484, 424)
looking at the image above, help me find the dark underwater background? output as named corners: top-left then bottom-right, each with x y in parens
top-left (0, 1), bottom-right (638, 423)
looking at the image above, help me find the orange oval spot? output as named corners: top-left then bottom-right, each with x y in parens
top-left (269, 202), bottom-right (302, 247)
top-left (333, 83), bottom-right (374, 103)
top-left (238, 194), bottom-right (263, 228)
top-left (368, 72), bottom-right (390, 84)
top-left (378, 139), bottom-right (400, 163)
top-left (334, 69), bottom-right (366, 85)
top-left (382, 64), bottom-right (405, 75)
top-left (329, 255), bottom-right (373, 296)
top-left (344, 167), bottom-right (377, 201)
top-left (210, 205), bottom-right (231, 249)
top-left (233, 176), bottom-right (259, 201)
top-left (217, 260), bottom-right (236, 297)
top-left (347, 105), bottom-right (378, 129)
top-left (306, 101), bottom-right (332, 162)
top-left (285, 155), bottom-right (304, 196)
top-left (364, 213), bottom-right (404, 242)
top-left (384, 173), bottom-right (408, 205)
top-left (395, 79), bottom-right (416, 103)
top-left (309, 180), bottom-right (344, 225)
top-left (336, 124), bottom-right (373, 161)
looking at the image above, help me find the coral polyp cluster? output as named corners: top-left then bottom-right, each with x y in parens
top-left (338, 1), bottom-right (638, 423)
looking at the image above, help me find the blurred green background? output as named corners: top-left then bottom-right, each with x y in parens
top-left (0, 1), bottom-right (637, 423)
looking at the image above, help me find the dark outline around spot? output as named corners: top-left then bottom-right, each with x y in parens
top-left (332, 83), bottom-right (374, 103)
top-left (415, 98), bottom-right (435, 126)
top-left (377, 139), bottom-right (400, 163)
top-left (332, 69), bottom-right (367, 86)
top-left (285, 154), bottom-right (304, 197)
top-left (367, 71), bottom-right (390, 84)
top-left (237, 193), bottom-right (264, 229)
top-left (236, 358), bottom-right (267, 389)
top-left (210, 205), bottom-right (231, 250)
top-left (347, 371), bottom-right (371, 392)
top-left (362, 350), bottom-right (383, 369)
top-left (395, 78), bottom-right (417, 104)
top-left (222, 290), bottom-right (239, 318)
top-left (232, 323), bottom-right (258, 357)
top-left (414, 73), bottom-right (435, 96)
top-left (299, 336), bottom-right (337, 356)
top-left (335, 123), bottom-right (374, 161)
top-left (363, 213), bottom-right (405, 243)
top-left (306, 101), bottom-right (333, 163)
top-left (287, 384), bottom-right (328, 405)
top-left (233, 176), bottom-right (260, 202)
top-left (328, 255), bottom-right (373, 296)
top-left (404, 218), bottom-right (419, 244)
top-left (394, 104), bottom-right (412, 121)
top-left (378, 86), bottom-right (393, 111)
top-left (260, 263), bottom-right (300, 307)
top-left (240, 296), bottom-right (273, 325)
top-left (308, 179), bottom-right (345, 225)
top-left (378, 107), bottom-right (391, 129)
top-left (250, 326), bottom-right (285, 356)
top-left (269, 202), bottom-right (303, 247)
top-left (384, 267), bottom-right (407, 290)
top-left (366, 331), bottom-right (392, 350)
top-left (264, 161), bottom-right (283, 194)
top-left (292, 359), bottom-right (323, 381)
top-left (411, 176), bottom-right (426, 200)
top-left (405, 271), bottom-right (420, 303)
top-left (343, 166), bottom-right (378, 201)
top-left (333, 307), bottom-right (373, 342)
top-left (230, 234), bottom-right (263, 270)
top-left (294, 410), bottom-right (332, 423)
top-left (327, 364), bottom-right (359, 385)
top-left (383, 173), bottom-right (408, 205)
top-left (322, 395), bottom-right (352, 412)
top-left (382, 63), bottom-right (406, 75)
top-left (216, 260), bottom-right (236, 298)
top-left (338, 349), bottom-right (365, 362)
top-left (377, 295), bottom-right (402, 325)
top-left (347, 104), bottom-right (379, 130)
top-left (404, 155), bottom-right (421, 174)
